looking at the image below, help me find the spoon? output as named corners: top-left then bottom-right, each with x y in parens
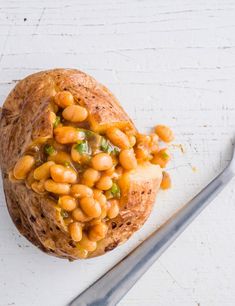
top-left (69, 145), bottom-right (235, 306)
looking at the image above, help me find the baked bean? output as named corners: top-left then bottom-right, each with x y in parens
top-left (88, 222), bottom-right (108, 242)
top-left (71, 184), bottom-right (93, 198)
top-left (110, 173), bottom-right (118, 180)
top-left (82, 168), bottom-right (100, 187)
top-left (80, 197), bottom-right (101, 218)
top-left (110, 173), bottom-right (119, 180)
top-left (93, 191), bottom-right (107, 218)
top-left (117, 172), bottom-right (129, 194)
top-left (94, 192), bottom-right (106, 206)
top-left (54, 91), bottom-right (74, 108)
top-left (25, 170), bottom-right (35, 189)
top-left (113, 166), bottom-right (123, 179)
top-left (104, 190), bottom-right (113, 200)
top-left (119, 149), bottom-right (137, 170)
top-left (93, 189), bottom-right (103, 199)
top-left (88, 219), bottom-right (103, 226)
top-left (76, 245), bottom-right (89, 259)
top-left (106, 127), bottom-right (130, 149)
top-left (58, 195), bottom-right (77, 211)
top-left (155, 125), bottom-right (174, 143)
top-left (149, 133), bottom-right (159, 154)
top-left (151, 148), bottom-right (171, 168)
top-left (82, 179), bottom-right (93, 188)
top-left (44, 179), bottom-right (70, 194)
top-left (103, 165), bottom-right (115, 177)
top-left (54, 126), bottom-right (85, 144)
top-left (48, 151), bottom-right (71, 165)
top-left (72, 207), bottom-right (91, 222)
top-left (100, 208), bottom-right (108, 219)
top-left (136, 134), bottom-right (151, 146)
top-left (69, 222), bottom-right (82, 242)
top-left (135, 134), bottom-right (152, 160)
top-left (63, 217), bottom-right (74, 226)
top-left (161, 171), bottom-right (171, 190)
top-left (128, 135), bottom-right (136, 147)
top-left (50, 164), bottom-right (77, 183)
top-left (91, 153), bottom-right (113, 171)
top-left (107, 199), bottom-right (120, 219)
top-left (135, 147), bottom-right (150, 161)
top-left (79, 234), bottom-right (97, 252)
top-left (33, 161), bottom-right (55, 180)
top-left (71, 144), bottom-right (81, 163)
top-left (13, 155), bottom-right (35, 180)
top-left (31, 180), bottom-right (46, 194)
top-left (62, 105), bottom-right (88, 122)
top-left (71, 143), bottom-right (90, 163)
top-left (96, 175), bottom-right (113, 191)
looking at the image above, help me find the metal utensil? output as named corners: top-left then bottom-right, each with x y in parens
top-left (69, 145), bottom-right (235, 306)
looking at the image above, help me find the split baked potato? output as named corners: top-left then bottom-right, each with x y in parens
top-left (0, 69), bottom-right (172, 260)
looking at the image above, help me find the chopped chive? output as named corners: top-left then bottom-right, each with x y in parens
top-left (60, 210), bottom-right (69, 218)
top-left (161, 151), bottom-right (169, 160)
top-left (110, 183), bottom-right (121, 199)
top-left (111, 182), bottom-right (119, 194)
top-left (84, 130), bottom-right (94, 138)
top-left (44, 144), bottom-right (55, 156)
top-left (113, 147), bottom-right (120, 155)
top-left (53, 116), bottom-right (61, 128)
top-left (100, 137), bottom-right (120, 155)
top-left (75, 141), bottom-right (89, 154)
top-left (100, 137), bottom-right (109, 152)
top-left (77, 128), bottom-right (94, 139)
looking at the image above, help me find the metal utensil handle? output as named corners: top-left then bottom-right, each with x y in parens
top-left (69, 165), bottom-right (234, 306)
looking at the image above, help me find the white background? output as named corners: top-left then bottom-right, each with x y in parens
top-left (0, 0), bottom-right (235, 305)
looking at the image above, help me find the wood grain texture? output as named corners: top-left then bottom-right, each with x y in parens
top-left (0, 0), bottom-right (235, 305)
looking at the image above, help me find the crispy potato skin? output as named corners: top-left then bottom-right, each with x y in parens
top-left (0, 69), bottom-right (162, 260)
top-left (90, 164), bottom-right (162, 257)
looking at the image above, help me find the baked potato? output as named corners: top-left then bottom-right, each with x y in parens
top-left (0, 69), bottom-right (167, 260)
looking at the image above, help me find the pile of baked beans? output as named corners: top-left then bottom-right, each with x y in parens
top-left (12, 91), bottom-right (174, 257)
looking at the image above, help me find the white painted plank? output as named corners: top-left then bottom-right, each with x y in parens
top-left (0, 0), bottom-right (235, 305)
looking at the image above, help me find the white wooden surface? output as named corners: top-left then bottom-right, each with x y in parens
top-left (0, 0), bottom-right (235, 305)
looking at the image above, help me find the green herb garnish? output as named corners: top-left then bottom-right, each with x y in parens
top-left (76, 128), bottom-right (94, 139)
top-left (53, 116), bottom-right (61, 128)
top-left (100, 137), bottom-right (110, 152)
top-left (64, 161), bottom-right (70, 167)
top-left (161, 151), bottom-right (169, 160)
top-left (44, 144), bottom-right (55, 156)
top-left (113, 147), bottom-right (120, 155)
top-left (75, 141), bottom-right (89, 155)
top-left (84, 130), bottom-right (94, 138)
top-left (100, 137), bottom-right (120, 155)
top-left (60, 210), bottom-right (69, 218)
top-left (110, 183), bottom-right (121, 199)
